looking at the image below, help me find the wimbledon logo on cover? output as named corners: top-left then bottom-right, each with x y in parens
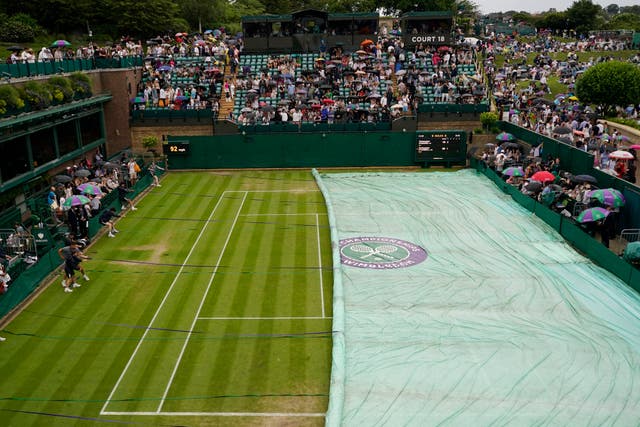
top-left (339, 237), bottom-right (428, 269)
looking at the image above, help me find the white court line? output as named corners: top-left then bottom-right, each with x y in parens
top-left (197, 316), bottom-right (331, 320)
top-left (156, 192), bottom-right (248, 413)
top-left (102, 411), bottom-right (325, 417)
top-left (100, 191), bottom-right (230, 416)
top-left (315, 213), bottom-right (326, 318)
top-left (226, 190), bottom-right (315, 193)
top-left (242, 213), bottom-right (325, 216)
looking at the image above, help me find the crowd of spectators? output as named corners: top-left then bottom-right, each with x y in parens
top-left (227, 37), bottom-right (483, 125)
top-left (48, 151), bottom-right (145, 241)
top-left (480, 148), bottom-right (624, 248)
top-left (481, 32), bottom-right (639, 183)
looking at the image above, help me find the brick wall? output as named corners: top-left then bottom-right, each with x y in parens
top-left (130, 125), bottom-right (213, 154)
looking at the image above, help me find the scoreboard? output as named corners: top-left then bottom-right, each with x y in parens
top-left (415, 131), bottom-right (467, 164)
top-left (162, 142), bottom-right (190, 155)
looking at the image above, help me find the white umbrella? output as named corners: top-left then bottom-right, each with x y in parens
top-left (609, 150), bottom-right (634, 160)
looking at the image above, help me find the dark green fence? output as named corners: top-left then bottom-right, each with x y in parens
top-left (166, 132), bottom-right (416, 169)
top-left (0, 57), bottom-right (144, 79)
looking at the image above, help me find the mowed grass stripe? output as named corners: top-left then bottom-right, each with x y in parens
top-left (170, 191), bottom-right (286, 412)
top-left (164, 175), bottom-right (329, 413)
top-left (100, 189), bottom-right (247, 412)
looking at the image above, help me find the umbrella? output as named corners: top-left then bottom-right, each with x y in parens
top-left (524, 181), bottom-right (543, 192)
top-left (629, 144), bottom-right (640, 150)
top-left (75, 169), bottom-right (91, 177)
top-left (622, 242), bottom-right (640, 263)
top-left (193, 40), bottom-right (206, 46)
top-left (531, 171), bottom-right (555, 182)
top-left (557, 136), bottom-right (573, 144)
top-left (395, 70), bottom-right (406, 76)
top-left (360, 39), bottom-right (374, 46)
top-left (553, 126), bottom-right (572, 135)
top-left (503, 167), bottom-right (525, 177)
top-left (131, 96), bottom-right (146, 104)
top-left (609, 150), bottom-right (634, 160)
top-left (103, 162), bottom-right (118, 170)
top-left (568, 95), bottom-right (579, 101)
top-left (157, 65), bottom-right (173, 72)
top-left (502, 142), bottom-right (520, 150)
top-left (577, 207), bottom-right (610, 223)
top-left (355, 50), bottom-right (367, 55)
top-left (496, 132), bottom-right (515, 142)
top-left (600, 133), bottom-right (610, 141)
top-left (51, 40), bottom-right (71, 48)
top-left (615, 135), bottom-right (630, 143)
top-left (62, 195), bottom-right (90, 208)
top-left (54, 174), bottom-right (72, 183)
top-left (572, 174), bottom-right (598, 184)
top-left (586, 188), bottom-right (625, 208)
top-left (6, 46), bottom-right (24, 52)
top-left (77, 183), bottom-right (103, 196)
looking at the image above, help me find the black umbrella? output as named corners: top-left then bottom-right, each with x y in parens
top-left (503, 142), bottom-right (520, 150)
top-left (103, 162), bottom-right (118, 169)
top-left (553, 126), bottom-right (572, 135)
top-left (525, 181), bottom-right (543, 192)
top-left (54, 174), bottom-right (72, 183)
top-left (572, 174), bottom-right (598, 184)
top-left (75, 169), bottom-right (91, 177)
top-left (557, 136), bottom-right (573, 144)
top-left (6, 46), bottom-right (24, 52)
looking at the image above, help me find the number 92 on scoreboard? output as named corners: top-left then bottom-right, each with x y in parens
top-left (162, 142), bottom-right (190, 155)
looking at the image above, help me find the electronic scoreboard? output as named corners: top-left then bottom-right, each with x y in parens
top-left (415, 131), bottom-right (467, 166)
top-left (162, 142), bottom-right (190, 155)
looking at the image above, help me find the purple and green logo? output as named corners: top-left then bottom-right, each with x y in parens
top-left (339, 237), bottom-right (428, 269)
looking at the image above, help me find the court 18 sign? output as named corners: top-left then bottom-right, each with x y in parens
top-left (339, 237), bottom-right (428, 269)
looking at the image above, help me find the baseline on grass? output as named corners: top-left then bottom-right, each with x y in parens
top-left (101, 189), bottom-right (330, 418)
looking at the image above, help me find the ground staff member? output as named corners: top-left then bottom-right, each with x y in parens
top-left (58, 242), bottom-right (90, 293)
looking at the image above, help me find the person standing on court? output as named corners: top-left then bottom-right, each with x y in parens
top-left (58, 242), bottom-right (90, 293)
top-left (118, 182), bottom-right (137, 211)
top-left (100, 208), bottom-right (120, 238)
top-left (148, 161), bottom-right (164, 187)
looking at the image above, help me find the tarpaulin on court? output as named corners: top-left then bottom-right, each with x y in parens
top-left (314, 169), bottom-right (640, 426)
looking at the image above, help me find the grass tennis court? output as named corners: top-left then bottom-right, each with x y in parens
top-left (0, 170), bottom-right (332, 426)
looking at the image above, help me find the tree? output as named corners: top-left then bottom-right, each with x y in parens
top-left (565, 0), bottom-right (604, 36)
top-left (605, 12), bottom-right (640, 30)
top-left (576, 61), bottom-right (640, 116)
top-left (605, 3), bottom-right (619, 15)
top-left (179, 0), bottom-right (218, 32)
top-left (377, 0), bottom-right (456, 16)
top-left (537, 12), bottom-right (568, 31)
top-left (101, 0), bottom-right (186, 38)
top-left (619, 5), bottom-right (640, 15)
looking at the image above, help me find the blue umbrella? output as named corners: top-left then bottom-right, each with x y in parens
top-left (157, 65), bottom-right (173, 72)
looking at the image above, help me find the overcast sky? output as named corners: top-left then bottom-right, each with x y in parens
top-left (478, 0), bottom-right (638, 14)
